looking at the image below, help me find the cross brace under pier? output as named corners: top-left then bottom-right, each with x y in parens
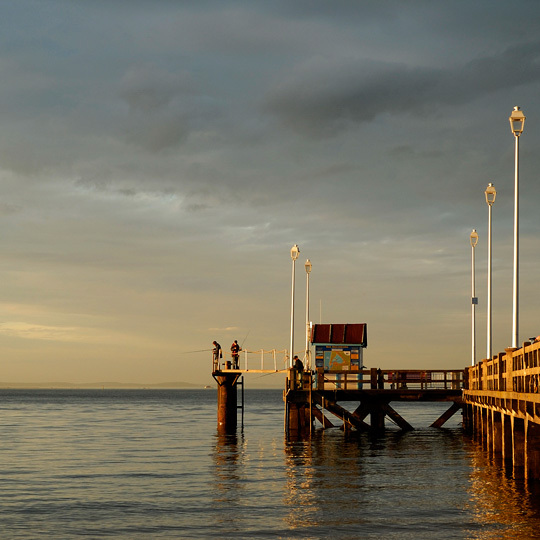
top-left (285, 383), bottom-right (463, 436)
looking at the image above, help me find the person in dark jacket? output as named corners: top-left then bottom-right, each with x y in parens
top-left (231, 340), bottom-right (241, 369)
top-left (212, 341), bottom-right (222, 370)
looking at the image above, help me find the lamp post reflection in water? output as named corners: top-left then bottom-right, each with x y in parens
top-left (470, 229), bottom-right (478, 366)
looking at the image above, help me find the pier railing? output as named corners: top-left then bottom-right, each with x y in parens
top-left (466, 340), bottom-right (540, 393)
top-left (216, 349), bottom-right (290, 372)
top-left (312, 368), bottom-right (464, 391)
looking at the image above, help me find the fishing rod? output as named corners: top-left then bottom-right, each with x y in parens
top-left (240, 330), bottom-right (250, 348)
top-left (254, 370), bottom-right (288, 379)
top-left (178, 348), bottom-right (212, 355)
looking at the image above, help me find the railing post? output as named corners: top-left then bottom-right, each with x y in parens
top-left (261, 349), bottom-right (264, 370)
top-left (370, 368), bottom-right (377, 389)
top-left (273, 349), bottom-right (277, 371)
top-left (505, 348), bottom-right (517, 392)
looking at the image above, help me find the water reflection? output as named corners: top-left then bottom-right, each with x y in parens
top-left (210, 408), bottom-right (540, 539)
top-left (283, 431), bottom-right (368, 533)
top-left (281, 426), bottom-right (540, 538)
top-left (211, 432), bottom-right (247, 528)
top-left (464, 436), bottom-right (540, 539)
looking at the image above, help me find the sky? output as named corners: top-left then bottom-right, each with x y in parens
top-left (1, 1), bottom-right (540, 386)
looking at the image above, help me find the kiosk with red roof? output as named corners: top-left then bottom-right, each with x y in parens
top-left (311, 323), bottom-right (367, 372)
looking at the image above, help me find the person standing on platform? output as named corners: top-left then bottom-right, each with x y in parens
top-left (230, 340), bottom-right (241, 369)
top-left (293, 355), bottom-right (304, 389)
top-left (212, 341), bottom-right (222, 371)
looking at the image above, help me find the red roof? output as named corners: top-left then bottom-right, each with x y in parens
top-left (311, 323), bottom-right (367, 347)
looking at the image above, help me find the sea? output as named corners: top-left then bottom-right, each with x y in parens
top-left (1, 388), bottom-right (540, 539)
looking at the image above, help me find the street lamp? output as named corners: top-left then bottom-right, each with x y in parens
top-left (485, 183), bottom-right (496, 360)
top-left (304, 259), bottom-right (312, 370)
top-left (289, 244), bottom-right (300, 368)
top-left (509, 106), bottom-right (525, 348)
top-left (470, 229), bottom-right (479, 366)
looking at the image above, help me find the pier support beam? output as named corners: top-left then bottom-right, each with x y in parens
top-left (286, 402), bottom-right (311, 436)
top-left (526, 420), bottom-right (540, 480)
top-left (284, 370), bottom-right (313, 437)
top-left (381, 403), bottom-right (413, 431)
top-left (512, 416), bottom-right (526, 477)
top-left (492, 411), bottom-right (502, 455)
top-left (481, 408), bottom-right (488, 447)
top-left (370, 406), bottom-right (385, 431)
top-left (215, 373), bottom-right (240, 433)
top-left (431, 401), bottom-right (462, 428)
top-left (502, 413), bottom-right (513, 466)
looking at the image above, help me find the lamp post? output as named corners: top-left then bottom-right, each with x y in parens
top-left (485, 183), bottom-right (496, 360)
top-left (509, 106), bottom-right (526, 348)
top-left (289, 244), bottom-right (300, 368)
top-left (304, 259), bottom-right (312, 370)
top-left (470, 229), bottom-right (479, 366)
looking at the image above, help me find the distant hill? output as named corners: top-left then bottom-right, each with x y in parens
top-left (0, 381), bottom-right (202, 389)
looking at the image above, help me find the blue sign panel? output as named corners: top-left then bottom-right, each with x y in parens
top-left (315, 345), bottom-right (363, 371)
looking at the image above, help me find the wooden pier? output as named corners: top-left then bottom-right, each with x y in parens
top-left (284, 367), bottom-right (464, 436)
top-left (463, 339), bottom-right (540, 480)
top-left (212, 338), bottom-right (540, 481)
top-left (212, 361), bottom-right (465, 435)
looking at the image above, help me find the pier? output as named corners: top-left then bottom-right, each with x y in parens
top-left (285, 368), bottom-right (464, 435)
top-left (211, 336), bottom-right (540, 481)
top-left (463, 339), bottom-right (540, 480)
top-left (212, 354), bottom-right (464, 435)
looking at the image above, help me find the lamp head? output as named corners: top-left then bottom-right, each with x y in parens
top-left (290, 244), bottom-right (300, 261)
top-left (509, 106), bottom-right (525, 137)
top-left (485, 183), bottom-right (497, 206)
top-left (470, 229), bottom-right (478, 248)
top-left (305, 259), bottom-right (312, 274)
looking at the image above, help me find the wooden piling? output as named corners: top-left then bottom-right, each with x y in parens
top-left (215, 373), bottom-right (240, 433)
top-left (284, 368), bottom-right (313, 438)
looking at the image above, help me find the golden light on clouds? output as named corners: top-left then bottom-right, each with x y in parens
top-left (0, 321), bottom-right (130, 345)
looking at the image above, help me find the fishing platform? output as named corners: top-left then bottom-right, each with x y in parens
top-left (212, 323), bottom-right (465, 436)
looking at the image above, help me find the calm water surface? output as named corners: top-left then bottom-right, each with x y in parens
top-left (0, 389), bottom-right (540, 539)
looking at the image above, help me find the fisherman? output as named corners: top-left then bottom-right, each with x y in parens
top-left (293, 355), bottom-right (304, 389)
top-left (231, 340), bottom-right (241, 369)
top-left (212, 341), bottom-right (222, 370)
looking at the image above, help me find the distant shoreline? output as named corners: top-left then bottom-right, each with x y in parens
top-left (0, 382), bottom-right (203, 389)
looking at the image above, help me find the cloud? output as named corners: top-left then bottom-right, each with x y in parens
top-left (263, 41), bottom-right (540, 136)
top-left (119, 65), bottom-right (198, 113)
top-left (0, 321), bottom-right (156, 348)
top-left (208, 327), bottom-right (241, 332)
top-left (116, 64), bottom-right (223, 152)
top-left (0, 322), bottom-right (88, 342)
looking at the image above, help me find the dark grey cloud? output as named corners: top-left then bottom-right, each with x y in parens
top-left (264, 42), bottom-right (540, 136)
top-left (119, 66), bottom-right (198, 113)
top-left (116, 65), bottom-right (226, 152)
